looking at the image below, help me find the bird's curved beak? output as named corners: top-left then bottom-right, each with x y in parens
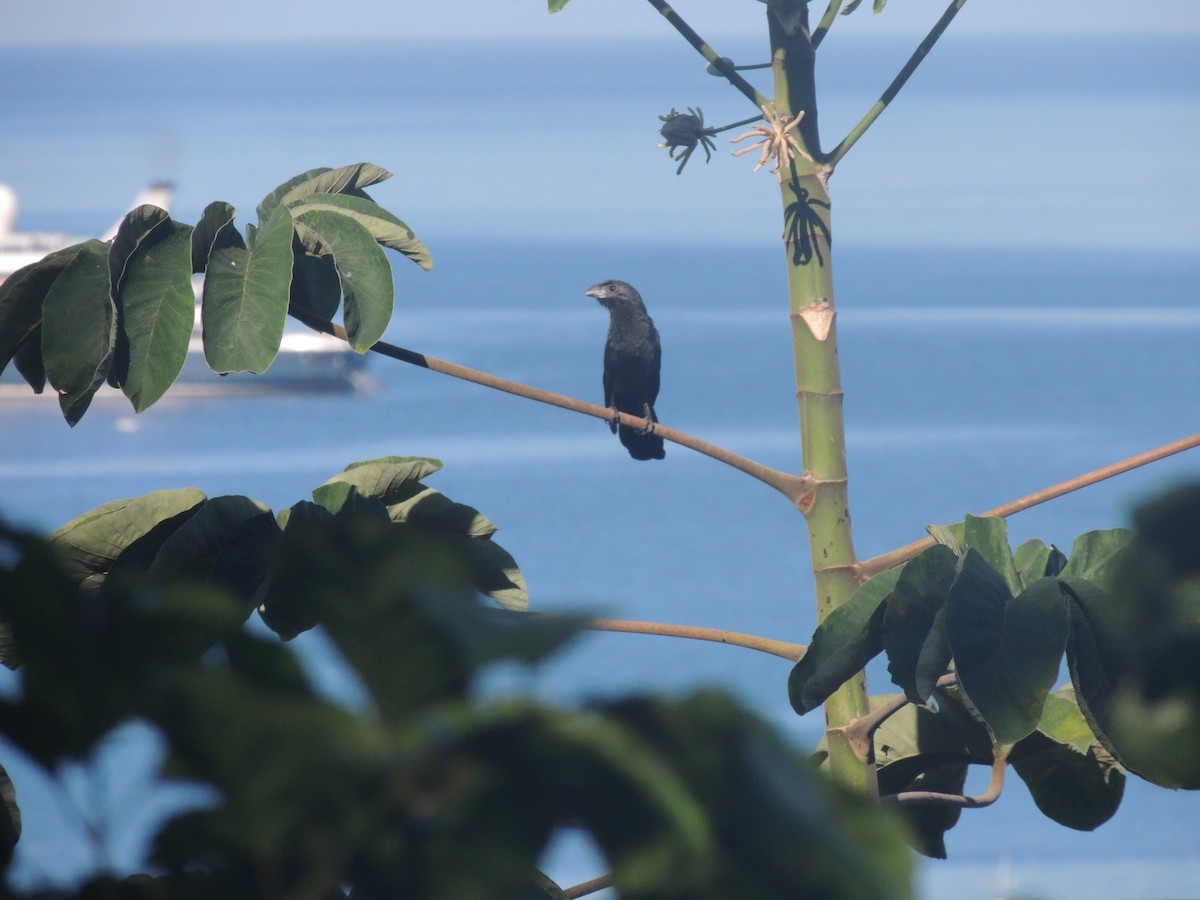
top-left (584, 285), bottom-right (604, 299)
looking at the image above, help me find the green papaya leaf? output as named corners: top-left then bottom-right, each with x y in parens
top-left (289, 242), bottom-right (342, 321)
top-left (201, 203), bottom-right (294, 374)
top-left (191, 200), bottom-right (245, 272)
top-left (1014, 538), bottom-right (1067, 588)
top-left (310, 482), bottom-right (392, 526)
top-left (880, 762), bottom-right (967, 859)
top-left (293, 208), bottom-right (393, 351)
top-left (109, 204), bottom-right (171, 298)
top-left (602, 691), bottom-right (914, 899)
top-left (0, 244), bottom-right (84, 374)
top-left (279, 162), bottom-right (391, 207)
top-left (40, 239), bottom-right (117, 425)
top-left (144, 495), bottom-right (273, 586)
top-left (961, 515), bottom-right (1021, 596)
top-left (873, 688), bottom-right (995, 778)
top-left (1009, 690), bottom-right (1125, 830)
top-left (256, 166), bottom-right (333, 223)
top-left (288, 192), bottom-right (432, 271)
top-left (49, 489), bottom-right (207, 590)
top-left (117, 217), bottom-right (196, 411)
top-left (390, 486), bottom-right (497, 538)
top-left (788, 566), bottom-right (901, 714)
top-left (325, 456), bottom-right (444, 501)
top-left (1062, 529), bottom-right (1133, 591)
top-left (1061, 575), bottom-right (1191, 787)
top-left (948, 556), bottom-right (1069, 745)
top-left (12, 328), bottom-right (47, 392)
top-left (453, 534), bottom-right (528, 611)
top-left (882, 543), bottom-right (957, 702)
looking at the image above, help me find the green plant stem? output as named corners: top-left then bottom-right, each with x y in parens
top-left (288, 307), bottom-right (813, 505)
top-left (645, 0), bottom-right (770, 108)
top-left (858, 431), bottom-right (1200, 579)
top-left (768, 8), bottom-right (871, 794)
top-left (581, 616), bottom-right (805, 661)
top-left (811, 0), bottom-right (844, 49)
top-left (826, 0), bottom-right (970, 168)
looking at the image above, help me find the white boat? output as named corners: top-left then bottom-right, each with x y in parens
top-left (0, 182), bottom-right (370, 396)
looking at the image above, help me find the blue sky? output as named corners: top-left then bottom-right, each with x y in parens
top-left (4, 0), bottom-right (1200, 44)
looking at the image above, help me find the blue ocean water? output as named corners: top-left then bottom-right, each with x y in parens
top-left (1, 34), bottom-right (1199, 899)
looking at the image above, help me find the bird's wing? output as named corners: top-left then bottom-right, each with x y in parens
top-left (646, 330), bottom-right (662, 407)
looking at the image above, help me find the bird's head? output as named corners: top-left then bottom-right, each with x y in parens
top-left (585, 279), bottom-right (643, 312)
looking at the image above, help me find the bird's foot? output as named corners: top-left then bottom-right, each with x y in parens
top-left (607, 405), bottom-right (620, 434)
top-left (639, 403), bottom-right (658, 435)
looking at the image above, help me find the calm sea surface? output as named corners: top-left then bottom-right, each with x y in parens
top-left (1, 34), bottom-right (1198, 899)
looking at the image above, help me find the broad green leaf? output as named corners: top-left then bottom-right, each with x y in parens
top-left (40, 239), bottom-right (116, 425)
top-left (293, 208), bottom-right (393, 351)
top-left (444, 702), bottom-right (716, 897)
top-left (1061, 575), bottom-right (1191, 787)
top-left (457, 535), bottom-right (528, 611)
top-left (0, 244), bottom-right (84, 374)
top-left (602, 691), bottom-right (914, 899)
top-left (278, 162), bottom-right (391, 207)
top-left (1009, 691), bottom-right (1125, 830)
top-left (872, 689), bottom-right (990, 856)
top-left (947, 557), bottom-right (1069, 744)
top-left (256, 166), bottom-right (333, 223)
top-left (49, 488), bottom-right (207, 590)
top-left (1061, 529), bottom-right (1132, 590)
top-left (288, 192), bottom-right (432, 271)
top-left (788, 566), bottom-right (901, 714)
top-left (1111, 685), bottom-right (1200, 791)
top-left (1014, 538), bottom-right (1067, 588)
top-left (145, 495), bottom-right (273, 585)
top-left (879, 761), bottom-right (968, 859)
top-left (1131, 483), bottom-right (1200, 576)
top-left (882, 543), bottom-right (957, 702)
top-left (201, 204), bottom-right (294, 374)
top-left (310, 482), bottom-right (392, 526)
top-left (324, 456), bottom-right (444, 502)
top-left (109, 204), bottom-right (171, 298)
top-left (289, 243), bottom-right (341, 320)
top-left (390, 486), bottom-right (497, 537)
top-left (117, 218), bottom-right (196, 411)
top-left (106, 208), bottom-right (168, 391)
top-left (12, 329), bottom-right (46, 392)
top-left (257, 501), bottom-right (338, 640)
top-left (961, 514), bottom-right (1021, 596)
top-left (1061, 577), bottom-right (1126, 758)
top-left (191, 200), bottom-right (245, 272)
top-left (548, 0), bottom-right (571, 11)
top-left (873, 688), bottom-right (995, 776)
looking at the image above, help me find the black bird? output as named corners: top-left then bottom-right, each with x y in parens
top-left (585, 280), bottom-right (665, 461)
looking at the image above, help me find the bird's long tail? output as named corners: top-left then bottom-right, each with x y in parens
top-left (619, 425), bottom-right (665, 461)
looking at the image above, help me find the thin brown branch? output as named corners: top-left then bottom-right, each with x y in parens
top-left (289, 307), bottom-right (813, 506)
top-left (883, 757), bottom-right (1006, 809)
top-left (644, 0), bottom-right (769, 108)
top-left (584, 616), bottom-right (806, 661)
top-left (859, 432), bottom-right (1200, 579)
top-left (564, 873), bottom-right (614, 899)
top-left (838, 673), bottom-right (958, 760)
